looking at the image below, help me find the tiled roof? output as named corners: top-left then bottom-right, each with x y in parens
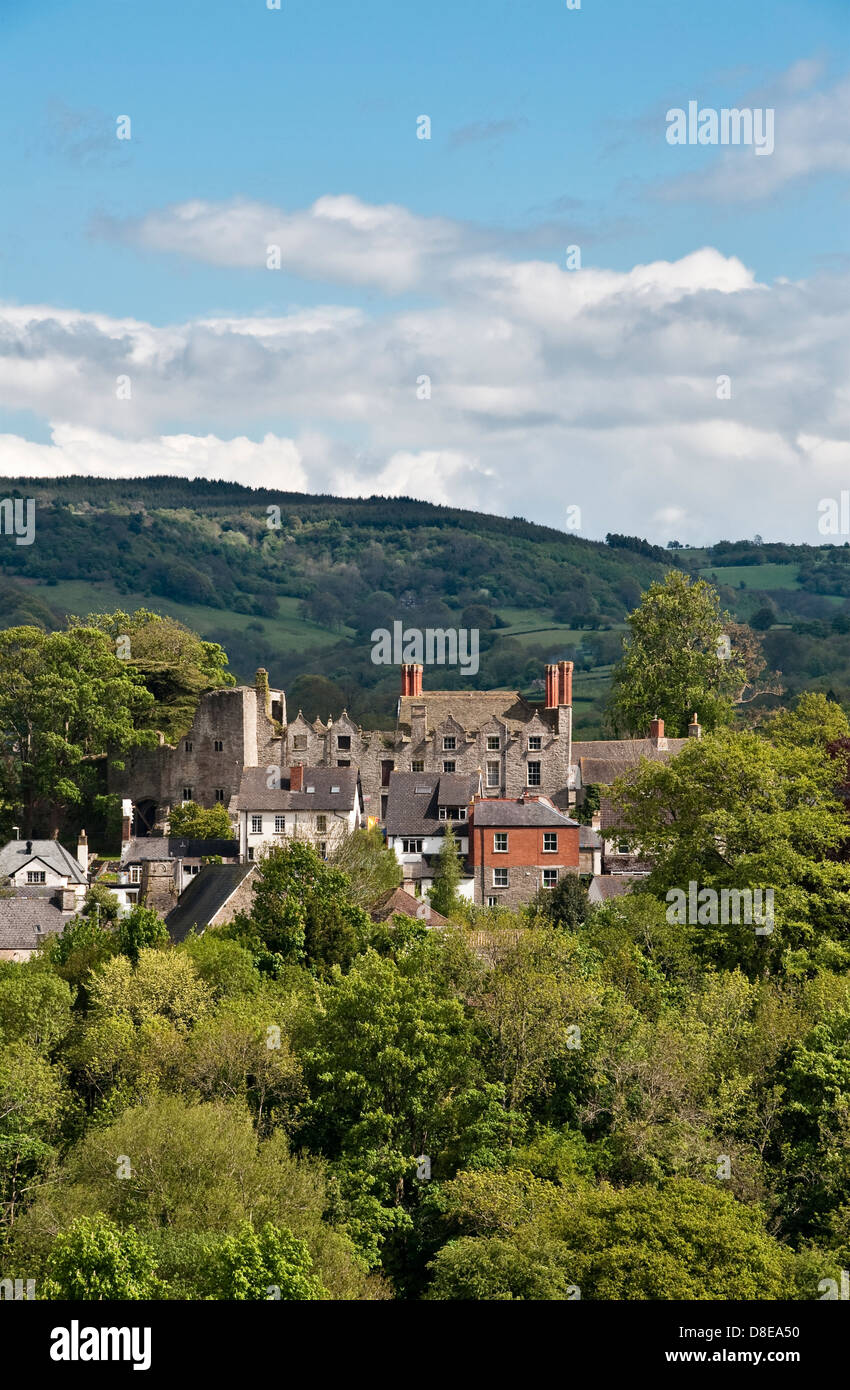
top-left (0, 840), bottom-right (86, 884)
top-left (236, 766), bottom-right (360, 813)
top-left (385, 771), bottom-right (479, 836)
top-left (0, 898), bottom-right (67, 950)
top-left (121, 837), bottom-right (239, 864)
top-left (398, 690), bottom-right (552, 737)
top-left (164, 863), bottom-right (255, 943)
top-left (369, 886), bottom-right (448, 927)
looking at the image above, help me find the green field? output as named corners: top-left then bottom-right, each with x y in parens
top-left (698, 564), bottom-right (801, 590)
top-left (27, 580), bottom-right (351, 654)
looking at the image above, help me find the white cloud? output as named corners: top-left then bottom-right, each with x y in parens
top-left (0, 215), bottom-right (848, 544)
top-left (656, 70), bottom-right (850, 202)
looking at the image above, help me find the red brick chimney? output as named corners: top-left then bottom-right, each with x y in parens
top-left (558, 660), bottom-right (573, 707)
top-left (410, 663), bottom-right (423, 697)
top-left (650, 716), bottom-right (668, 749)
top-left (289, 765), bottom-right (304, 792)
top-left (400, 665), bottom-right (410, 697)
top-left (545, 664), bottom-right (559, 709)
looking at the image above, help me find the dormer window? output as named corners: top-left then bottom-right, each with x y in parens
top-left (443, 736), bottom-right (456, 751)
top-left (337, 736), bottom-right (351, 751)
top-left (528, 736), bottom-right (542, 751)
top-left (487, 736), bottom-right (500, 751)
top-left (27, 871), bottom-right (46, 884)
top-left (293, 735), bottom-right (308, 751)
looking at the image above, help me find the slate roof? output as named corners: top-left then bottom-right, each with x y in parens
top-left (0, 898), bottom-right (68, 950)
top-left (579, 825), bottom-right (603, 849)
top-left (397, 690), bottom-right (552, 737)
top-left (236, 766), bottom-right (361, 813)
top-left (121, 837), bottom-right (239, 864)
top-left (369, 886), bottom-right (449, 927)
top-left (164, 863), bottom-right (255, 943)
top-left (0, 840), bottom-right (86, 884)
top-left (471, 797), bottom-right (579, 829)
top-left (588, 874), bottom-right (639, 903)
top-left (575, 738), bottom-right (688, 788)
top-left (385, 772), bottom-right (479, 837)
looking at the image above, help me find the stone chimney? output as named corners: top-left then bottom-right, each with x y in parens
top-left (545, 664), bottom-right (559, 709)
top-left (558, 660), bottom-right (573, 707)
top-left (650, 716), bottom-right (668, 750)
top-left (77, 829), bottom-right (89, 875)
top-left (688, 713), bottom-right (702, 739)
top-left (289, 765), bottom-right (304, 792)
top-left (255, 668), bottom-right (271, 717)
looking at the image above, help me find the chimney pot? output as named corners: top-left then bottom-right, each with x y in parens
top-left (545, 664), bottom-right (558, 709)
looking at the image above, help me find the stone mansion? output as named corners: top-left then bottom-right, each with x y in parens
top-left (111, 660), bottom-right (692, 836)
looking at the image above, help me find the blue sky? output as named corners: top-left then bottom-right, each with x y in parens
top-left (0, 0), bottom-right (848, 542)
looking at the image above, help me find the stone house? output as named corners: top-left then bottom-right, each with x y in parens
top-left (235, 764), bottom-right (363, 862)
top-left (118, 836), bottom-right (240, 915)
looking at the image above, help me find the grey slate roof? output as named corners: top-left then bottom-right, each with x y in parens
top-left (471, 797), bottom-right (579, 829)
top-left (0, 840), bottom-right (86, 884)
top-left (236, 766), bottom-right (361, 813)
top-left (164, 863), bottom-right (255, 943)
top-left (385, 772), bottom-right (479, 837)
top-left (0, 898), bottom-right (67, 950)
top-left (579, 825), bottom-right (603, 849)
top-left (575, 738), bottom-right (688, 788)
top-left (588, 874), bottom-right (638, 903)
top-left (121, 837), bottom-right (239, 864)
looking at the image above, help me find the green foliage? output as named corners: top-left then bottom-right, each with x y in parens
top-left (168, 800), bottom-right (234, 839)
top-left (71, 609), bottom-right (235, 740)
top-left (116, 905), bottom-right (170, 963)
top-left (196, 1221), bottom-right (327, 1300)
top-left (426, 1177), bottom-right (800, 1300)
top-left (0, 625), bottom-right (154, 836)
top-left (43, 1214), bottom-right (162, 1300)
top-left (609, 571), bottom-right (745, 736)
top-left (232, 840), bottom-right (370, 975)
top-left (429, 825), bottom-right (463, 918)
top-left (82, 882), bottom-right (121, 925)
top-left (328, 828), bottom-right (402, 907)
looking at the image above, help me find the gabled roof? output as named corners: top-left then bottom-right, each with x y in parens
top-left (398, 690), bottom-right (552, 737)
top-left (0, 840), bottom-right (86, 885)
top-left (385, 771), bottom-right (479, 836)
top-left (471, 797), bottom-right (579, 829)
top-left (121, 837), bottom-right (239, 864)
top-left (369, 886), bottom-right (449, 927)
top-left (164, 863), bottom-right (255, 943)
top-left (236, 766), bottom-right (361, 813)
top-left (0, 898), bottom-right (67, 950)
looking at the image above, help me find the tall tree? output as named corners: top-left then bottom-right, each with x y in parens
top-left (608, 571), bottom-right (746, 737)
top-left (429, 825), bottom-right (463, 918)
top-left (0, 626), bottom-right (154, 836)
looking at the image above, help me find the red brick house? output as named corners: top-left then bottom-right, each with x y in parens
top-left (468, 795), bottom-right (581, 906)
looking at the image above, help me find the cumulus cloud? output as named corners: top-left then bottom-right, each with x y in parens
top-left (1, 210), bottom-right (848, 543)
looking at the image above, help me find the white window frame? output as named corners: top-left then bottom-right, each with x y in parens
top-left (494, 833), bottom-right (508, 853)
top-left (528, 736), bottom-right (542, 751)
top-left (274, 815), bottom-right (286, 834)
top-left (251, 815), bottom-right (263, 834)
top-left (527, 761), bottom-right (541, 787)
top-left (442, 735), bottom-right (456, 751)
top-left (543, 832), bottom-right (557, 853)
top-left (493, 867), bottom-right (509, 888)
top-left (542, 868), bottom-right (558, 888)
top-left (486, 760), bottom-right (500, 788)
